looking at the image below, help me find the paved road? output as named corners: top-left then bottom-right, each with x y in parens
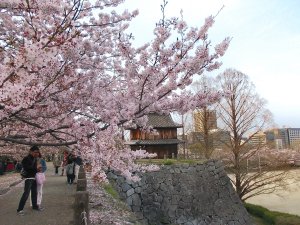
top-left (0, 163), bottom-right (75, 225)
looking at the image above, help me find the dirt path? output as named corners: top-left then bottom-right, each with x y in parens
top-left (0, 163), bottom-right (75, 225)
top-left (247, 168), bottom-right (300, 216)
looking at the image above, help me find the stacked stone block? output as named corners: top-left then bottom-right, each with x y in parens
top-left (107, 160), bottom-right (253, 225)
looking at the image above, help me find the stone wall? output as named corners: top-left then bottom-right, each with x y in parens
top-left (107, 160), bottom-right (253, 225)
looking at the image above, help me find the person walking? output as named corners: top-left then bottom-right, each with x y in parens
top-left (73, 152), bottom-right (83, 184)
top-left (61, 150), bottom-right (69, 176)
top-left (17, 145), bottom-right (43, 216)
top-left (66, 156), bottom-right (75, 185)
top-left (53, 153), bottom-right (62, 175)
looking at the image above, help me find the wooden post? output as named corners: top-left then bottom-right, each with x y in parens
top-left (78, 166), bottom-right (86, 179)
top-left (76, 178), bottom-right (87, 192)
top-left (74, 191), bottom-right (90, 225)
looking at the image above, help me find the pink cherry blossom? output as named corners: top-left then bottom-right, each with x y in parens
top-left (0, 0), bottom-right (230, 181)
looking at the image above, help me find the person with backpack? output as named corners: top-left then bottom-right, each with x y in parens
top-left (66, 155), bottom-right (75, 185)
top-left (17, 146), bottom-right (44, 216)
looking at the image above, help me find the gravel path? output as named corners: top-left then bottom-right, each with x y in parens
top-left (0, 164), bottom-right (75, 225)
top-left (0, 173), bottom-right (22, 195)
top-left (0, 164), bottom-right (139, 225)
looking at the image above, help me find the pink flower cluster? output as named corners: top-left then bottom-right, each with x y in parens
top-left (0, 0), bottom-right (229, 181)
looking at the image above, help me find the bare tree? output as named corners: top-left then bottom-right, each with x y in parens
top-left (189, 76), bottom-right (219, 159)
top-left (215, 68), bottom-right (291, 201)
top-left (172, 111), bottom-right (194, 159)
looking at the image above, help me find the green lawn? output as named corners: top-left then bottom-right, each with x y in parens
top-left (251, 215), bottom-right (268, 225)
top-left (245, 203), bottom-right (300, 225)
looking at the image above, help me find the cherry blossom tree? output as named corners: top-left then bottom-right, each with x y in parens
top-left (0, 0), bottom-right (230, 180)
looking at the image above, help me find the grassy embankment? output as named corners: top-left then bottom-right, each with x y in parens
top-left (245, 203), bottom-right (300, 225)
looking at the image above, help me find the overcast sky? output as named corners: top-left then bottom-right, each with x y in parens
top-left (119, 0), bottom-right (300, 128)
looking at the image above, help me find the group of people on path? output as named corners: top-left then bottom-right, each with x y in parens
top-left (17, 146), bottom-right (47, 216)
top-left (0, 158), bottom-right (23, 175)
top-left (16, 145), bottom-right (83, 216)
top-left (53, 150), bottom-right (82, 185)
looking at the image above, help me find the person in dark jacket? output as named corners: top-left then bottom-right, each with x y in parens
top-left (66, 155), bottom-right (75, 184)
top-left (15, 160), bottom-right (22, 172)
top-left (17, 145), bottom-right (43, 215)
top-left (0, 161), bottom-right (4, 175)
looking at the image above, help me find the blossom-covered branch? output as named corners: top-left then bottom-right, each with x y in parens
top-left (0, 0), bottom-right (229, 180)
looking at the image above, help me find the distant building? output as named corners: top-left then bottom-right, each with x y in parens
top-left (277, 129), bottom-right (289, 149)
top-left (126, 113), bottom-right (182, 158)
top-left (275, 139), bottom-right (283, 149)
top-left (214, 129), bottom-right (232, 148)
top-left (264, 128), bottom-right (300, 149)
top-left (189, 129), bottom-right (231, 149)
top-left (287, 128), bottom-right (300, 149)
top-left (193, 110), bottom-right (217, 132)
top-left (249, 131), bottom-right (266, 146)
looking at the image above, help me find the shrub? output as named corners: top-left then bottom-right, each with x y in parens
top-left (163, 159), bottom-right (175, 165)
top-left (245, 203), bottom-right (275, 224)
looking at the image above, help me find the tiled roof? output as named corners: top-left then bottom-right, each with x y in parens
top-left (146, 113), bottom-right (182, 128)
top-left (126, 139), bottom-right (183, 145)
